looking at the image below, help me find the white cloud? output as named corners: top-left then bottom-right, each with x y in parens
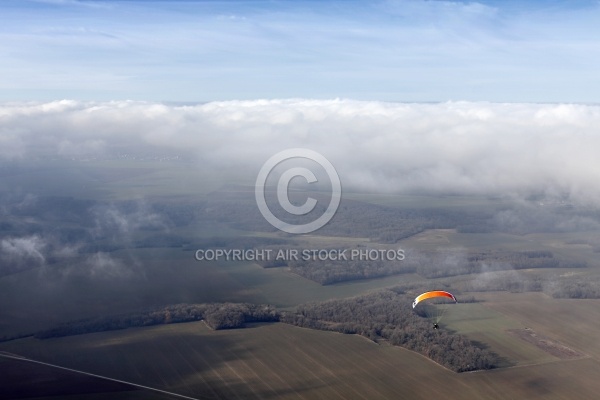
top-left (1, 235), bottom-right (46, 263)
top-left (1, 99), bottom-right (600, 204)
top-left (91, 201), bottom-right (168, 240)
top-left (85, 252), bottom-right (132, 279)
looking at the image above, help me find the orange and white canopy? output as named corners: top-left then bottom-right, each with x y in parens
top-left (412, 291), bottom-right (457, 308)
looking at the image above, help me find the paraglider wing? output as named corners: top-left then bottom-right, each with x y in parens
top-left (412, 290), bottom-right (457, 309)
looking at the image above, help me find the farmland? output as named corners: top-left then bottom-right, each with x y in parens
top-left (0, 355), bottom-right (166, 400)
top-left (3, 311), bottom-right (600, 400)
top-left (2, 160), bottom-right (600, 398)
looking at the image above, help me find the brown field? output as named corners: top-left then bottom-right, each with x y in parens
top-left (0, 356), bottom-right (166, 400)
top-left (2, 316), bottom-right (600, 400)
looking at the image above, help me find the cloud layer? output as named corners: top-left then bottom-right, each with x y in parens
top-left (2, 99), bottom-right (600, 204)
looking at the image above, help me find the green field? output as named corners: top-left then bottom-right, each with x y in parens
top-left (475, 292), bottom-right (600, 360)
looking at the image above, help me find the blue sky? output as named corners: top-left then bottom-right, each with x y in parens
top-left (1, 0), bottom-right (600, 102)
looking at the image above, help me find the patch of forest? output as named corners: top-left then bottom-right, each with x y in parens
top-left (204, 187), bottom-right (600, 238)
top-left (257, 246), bottom-right (575, 285)
top-left (548, 278), bottom-right (600, 298)
top-left (204, 189), bottom-right (493, 243)
top-left (408, 249), bottom-right (583, 279)
top-left (254, 245), bottom-right (414, 284)
top-left (461, 271), bottom-right (600, 299)
top-left (279, 288), bottom-right (496, 372)
top-left (286, 257), bottom-right (414, 285)
top-left (30, 303), bottom-right (279, 339)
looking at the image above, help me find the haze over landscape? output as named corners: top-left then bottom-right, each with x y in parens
top-left (2, 1), bottom-right (600, 399)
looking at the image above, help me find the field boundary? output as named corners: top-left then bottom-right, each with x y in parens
top-left (0, 353), bottom-right (204, 400)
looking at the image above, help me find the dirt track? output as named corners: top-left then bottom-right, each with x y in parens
top-left (507, 328), bottom-right (585, 360)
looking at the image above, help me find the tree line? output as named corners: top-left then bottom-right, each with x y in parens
top-left (459, 271), bottom-right (600, 299)
top-left (256, 246), bottom-right (575, 285)
top-left (32, 303), bottom-right (279, 339)
top-left (23, 288), bottom-right (497, 373)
